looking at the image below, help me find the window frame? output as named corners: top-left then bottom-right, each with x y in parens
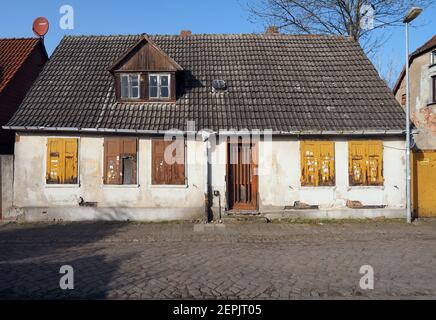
top-left (103, 137), bottom-right (139, 187)
top-left (44, 137), bottom-right (80, 187)
top-left (348, 140), bottom-right (384, 187)
top-left (151, 137), bottom-right (187, 186)
top-left (300, 140), bottom-right (336, 187)
top-left (120, 73), bottom-right (141, 100)
top-left (432, 75), bottom-right (436, 103)
top-left (431, 50), bottom-right (436, 66)
top-left (148, 73), bottom-right (171, 100)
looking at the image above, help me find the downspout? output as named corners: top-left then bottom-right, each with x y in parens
top-left (203, 131), bottom-right (213, 222)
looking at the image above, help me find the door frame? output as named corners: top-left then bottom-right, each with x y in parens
top-left (226, 138), bottom-right (258, 211)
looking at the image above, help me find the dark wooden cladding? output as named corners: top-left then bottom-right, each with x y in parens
top-left (227, 141), bottom-right (258, 210)
top-left (117, 41), bottom-right (179, 72)
top-left (152, 139), bottom-right (185, 185)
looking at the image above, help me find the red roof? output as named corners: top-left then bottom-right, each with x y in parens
top-left (0, 38), bottom-right (42, 92)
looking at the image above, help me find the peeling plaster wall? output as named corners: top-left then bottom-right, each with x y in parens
top-left (12, 133), bottom-right (206, 221)
top-left (211, 138), bottom-right (406, 212)
top-left (395, 52), bottom-right (436, 150)
top-left (13, 133), bottom-right (406, 221)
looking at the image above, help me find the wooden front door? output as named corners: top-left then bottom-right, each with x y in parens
top-left (412, 150), bottom-right (436, 217)
top-left (227, 141), bottom-right (258, 211)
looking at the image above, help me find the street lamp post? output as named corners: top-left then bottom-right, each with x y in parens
top-left (403, 7), bottom-right (423, 223)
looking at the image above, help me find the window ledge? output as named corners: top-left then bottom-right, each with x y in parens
top-left (102, 184), bottom-right (140, 189)
top-left (149, 184), bottom-right (189, 189)
top-left (426, 102), bottom-right (436, 107)
top-left (347, 186), bottom-right (385, 190)
top-left (44, 184), bottom-right (80, 188)
top-left (300, 186), bottom-right (336, 190)
top-left (429, 63), bottom-right (436, 69)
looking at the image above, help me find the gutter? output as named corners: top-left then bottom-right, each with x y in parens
top-left (2, 126), bottom-right (406, 136)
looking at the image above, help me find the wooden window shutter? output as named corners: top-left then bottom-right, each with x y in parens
top-left (301, 141), bottom-right (335, 187)
top-left (47, 139), bottom-right (63, 184)
top-left (173, 139), bottom-right (185, 185)
top-left (367, 141), bottom-right (383, 186)
top-left (104, 138), bottom-right (122, 185)
top-left (319, 141), bottom-right (335, 186)
top-left (64, 139), bottom-right (78, 184)
top-left (349, 141), bottom-right (366, 186)
top-left (349, 141), bottom-right (383, 186)
top-left (46, 138), bottom-right (78, 184)
top-left (152, 139), bottom-right (185, 185)
top-left (301, 141), bottom-right (319, 186)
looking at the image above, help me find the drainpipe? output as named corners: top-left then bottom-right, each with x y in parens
top-left (203, 131), bottom-right (213, 222)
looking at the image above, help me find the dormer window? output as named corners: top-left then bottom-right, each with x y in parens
top-left (121, 74), bottom-right (140, 99)
top-left (149, 74), bottom-right (170, 99)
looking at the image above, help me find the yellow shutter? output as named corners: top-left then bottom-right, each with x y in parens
top-left (46, 138), bottom-right (78, 184)
top-left (367, 140), bottom-right (383, 185)
top-left (319, 141), bottom-right (335, 186)
top-left (301, 141), bottom-right (335, 186)
top-left (301, 141), bottom-right (318, 186)
top-left (64, 139), bottom-right (78, 184)
top-left (349, 140), bottom-right (383, 186)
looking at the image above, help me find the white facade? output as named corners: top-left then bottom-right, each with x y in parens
top-left (8, 133), bottom-right (406, 221)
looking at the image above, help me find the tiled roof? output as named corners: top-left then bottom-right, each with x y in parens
top-left (0, 38), bottom-right (42, 93)
top-left (6, 34), bottom-right (405, 133)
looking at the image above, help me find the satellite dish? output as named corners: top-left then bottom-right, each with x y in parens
top-left (32, 17), bottom-right (49, 38)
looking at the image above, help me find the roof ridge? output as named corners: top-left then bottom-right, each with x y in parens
top-left (62, 33), bottom-right (349, 39)
top-left (0, 37), bottom-right (41, 41)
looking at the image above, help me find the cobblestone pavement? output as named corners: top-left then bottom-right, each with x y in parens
top-left (0, 220), bottom-right (436, 299)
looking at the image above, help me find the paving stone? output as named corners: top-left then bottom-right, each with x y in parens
top-left (1, 220), bottom-right (436, 299)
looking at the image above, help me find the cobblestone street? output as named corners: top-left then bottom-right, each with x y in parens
top-left (0, 220), bottom-right (435, 299)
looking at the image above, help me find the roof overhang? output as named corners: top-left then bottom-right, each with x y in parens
top-left (3, 126), bottom-right (405, 137)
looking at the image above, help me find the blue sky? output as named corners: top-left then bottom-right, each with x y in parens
top-left (1, 0), bottom-right (435, 83)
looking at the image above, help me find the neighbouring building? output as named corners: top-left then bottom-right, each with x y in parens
top-left (3, 32), bottom-right (406, 222)
top-left (0, 37), bottom-right (48, 219)
top-left (0, 38), bottom-right (48, 154)
top-left (394, 35), bottom-right (436, 217)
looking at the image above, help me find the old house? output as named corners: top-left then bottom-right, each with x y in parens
top-left (0, 38), bottom-right (47, 219)
top-left (3, 32), bottom-right (406, 221)
top-left (394, 35), bottom-right (436, 217)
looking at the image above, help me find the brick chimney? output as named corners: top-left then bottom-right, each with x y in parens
top-left (180, 30), bottom-right (192, 37)
top-left (266, 26), bottom-right (279, 34)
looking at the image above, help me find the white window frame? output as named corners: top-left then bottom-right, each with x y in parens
top-left (431, 50), bottom-right (436, 65)
top-left (148, 73), bottom-right (171, 100)
top-left (44, 136), bottom-right (80, 188)
top-left (120, 73), bottom-right (140, 99)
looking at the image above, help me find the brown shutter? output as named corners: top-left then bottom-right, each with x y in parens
top-left (152, 139), bottom-right (185, 185)
top-left (104, 138), bottom-right (121, 185)
top-left (152, 140), bottom-right (166, 184)
top-left (174, 139), bottom-right (185, 185)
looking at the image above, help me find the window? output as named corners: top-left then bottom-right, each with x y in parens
top-left (401, 94), bottom-right (406, 107)
top-left (432, 50), bottom-right (436, 65)
top-left (149, 74), bottom-right (170, 99)
top-left (152, 139), bottom-right (185, 185)
top-left (104, 138), bottom-right (137, 185)
top-left (120, 74), bottom-right (140, 99)
top-left (432, 76), bottom-right (436, 103)
top-left (46, 138), bottom-right (78, 184)
top-left (349, 141), bottom-right (383, 186)
top-left (300, 141), bottom-right (335, 187)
